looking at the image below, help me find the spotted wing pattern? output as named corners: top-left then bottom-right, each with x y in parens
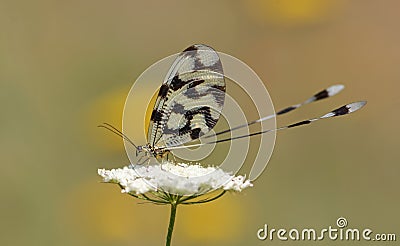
top-left (148, 44), bottom-right (226, 148)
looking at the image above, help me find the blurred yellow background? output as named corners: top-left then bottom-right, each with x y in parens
top-left (1, 0), bottom-right (399, 245)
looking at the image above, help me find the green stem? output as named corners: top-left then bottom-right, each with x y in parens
top-left (166, 202), bottom-right (178, 246)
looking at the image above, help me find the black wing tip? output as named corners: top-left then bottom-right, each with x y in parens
top-left (184, 45), bottom-right (199, 52)
top-left (184, 44), bottom-right (214, 52)
top-left (321, 101), bottom-right (367, 118)
top-left (314, 84), bottom-right (345, 101)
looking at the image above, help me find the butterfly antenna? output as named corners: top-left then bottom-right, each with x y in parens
top-left (168, 101), bottom-right (366, 149)
top-left (205, 84), bottom-right (345, 138)
top-left (98, 123), bottom-right (139, 150)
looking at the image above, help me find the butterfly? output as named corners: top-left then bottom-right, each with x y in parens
top-left (99, 44), bottom-right (366, 162)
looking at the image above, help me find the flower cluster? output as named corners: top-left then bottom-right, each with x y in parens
top-left (98, 161), bottom-right (253, 197)
top-left (99, 161), bottom-right (253, 246)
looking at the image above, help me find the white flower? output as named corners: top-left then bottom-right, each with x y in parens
top-left (98, 161), bottom-right (254, 244)
top-left (98, 161), bottom-right (253, 197)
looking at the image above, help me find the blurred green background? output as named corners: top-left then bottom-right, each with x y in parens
top-left (1, 0), bottom-right (399, 245)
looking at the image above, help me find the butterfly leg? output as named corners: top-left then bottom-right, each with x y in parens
top-left (138, 156), bottom-right (150, 165)
top-left (137, 155), bottom-right (145, 165)
top-left (171, 153), bottom-right (178, 164)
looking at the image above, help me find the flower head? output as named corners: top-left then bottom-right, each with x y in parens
top-left (98, 161), bottom-right (253, 204)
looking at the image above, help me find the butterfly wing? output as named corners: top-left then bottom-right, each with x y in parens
top-left (148, 44), bottom-right (226, 148)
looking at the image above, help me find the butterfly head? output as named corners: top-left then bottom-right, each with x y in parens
top-left (136, 144), bottom-right (170, 159)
